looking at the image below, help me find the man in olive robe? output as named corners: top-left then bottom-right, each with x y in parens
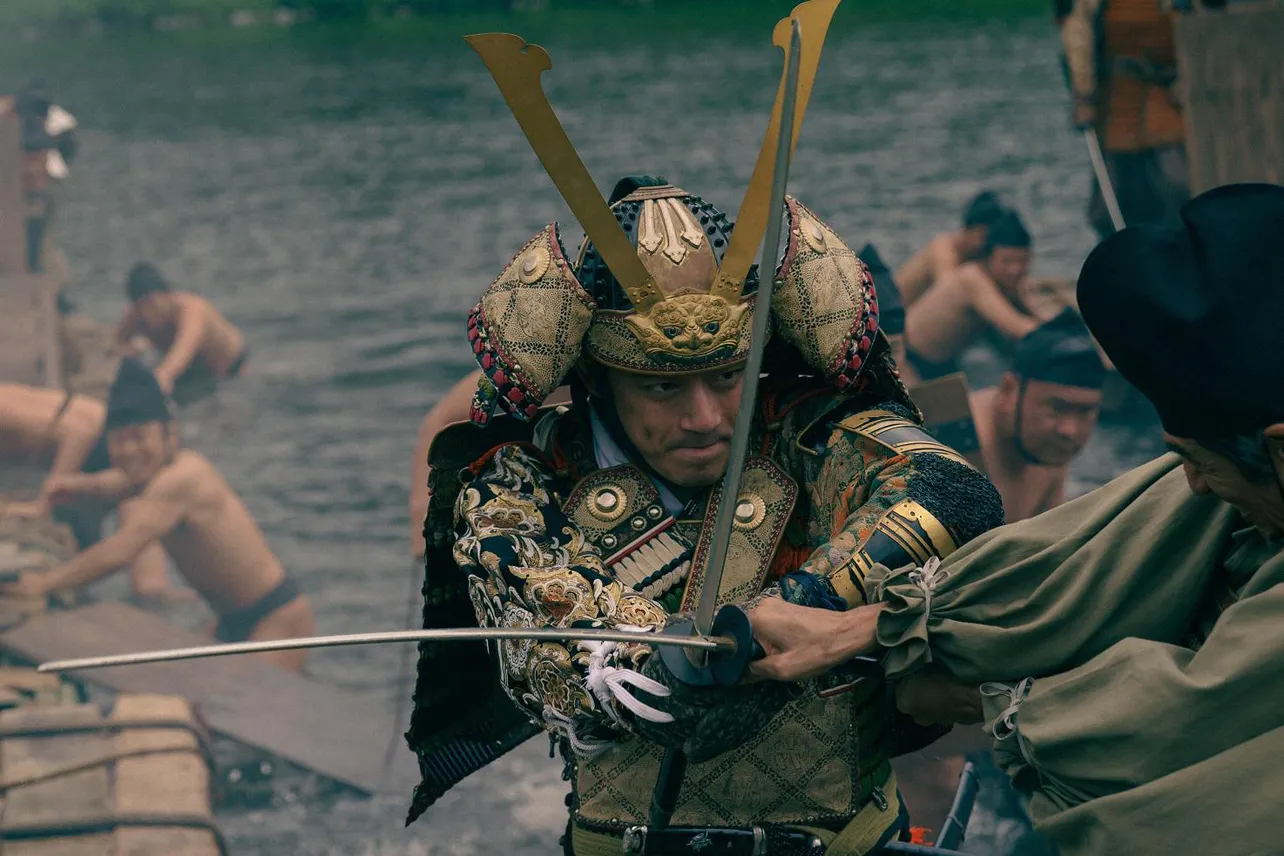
top-left (747, 182), bottom-right (1284, 856)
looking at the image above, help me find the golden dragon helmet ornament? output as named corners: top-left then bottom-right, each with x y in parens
top-left (464, 0), bottom-right (884, 425)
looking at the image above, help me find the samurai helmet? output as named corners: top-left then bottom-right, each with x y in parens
top-left (464, 0), bottom-right (881, 424)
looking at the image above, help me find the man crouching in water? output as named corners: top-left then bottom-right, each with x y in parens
top-left (1, 358), bottom-right (314, 672)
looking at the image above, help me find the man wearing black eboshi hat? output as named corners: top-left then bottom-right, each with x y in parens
top-left (748, 183), bottom-right (1284, 856)
top-left (972, 308), bottom-right (1107, 522)
top-left (2, 358), bottom-right (315, 673)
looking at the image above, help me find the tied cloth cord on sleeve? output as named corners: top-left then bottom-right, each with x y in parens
top-left (908, 556), bottom-right (950, 621)
top-left (980, 677), bottom-right (1092, 805)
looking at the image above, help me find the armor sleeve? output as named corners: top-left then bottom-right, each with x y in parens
top-left (782, 408), bottom-right (1004, 610)
top-left (452, 443), bottom-right (672, 752)
top-left (1059, 0), bottom-right (1101, 100)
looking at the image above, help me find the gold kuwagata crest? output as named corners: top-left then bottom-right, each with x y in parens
top-left (464, 1), bottom-right (848, 421)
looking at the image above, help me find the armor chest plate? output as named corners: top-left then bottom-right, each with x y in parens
top-left (562, 457), bottom-right (798, 605)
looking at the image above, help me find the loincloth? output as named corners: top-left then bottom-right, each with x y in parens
top-left (214, 574), bottom-right (301, 643)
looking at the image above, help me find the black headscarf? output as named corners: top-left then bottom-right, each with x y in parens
top-left (1012, 309), bottom-right (1107, 390)
top-left (105, 357), bottom-right (172, 431)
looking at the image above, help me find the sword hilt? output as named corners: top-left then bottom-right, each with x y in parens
top-left (657, 604), bottom-right (757, 687)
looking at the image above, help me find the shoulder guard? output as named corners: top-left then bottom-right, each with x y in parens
top-left (836, 409), bottom-right (973, 469)
top-left (422, 408), bottom-right (565, 554)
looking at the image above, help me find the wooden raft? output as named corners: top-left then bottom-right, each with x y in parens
top-left (0, 694), bottom-right (221, 856)
top-left (0, 602), bottom-right (420, 796)
top-left (1176, 3), bottom-right (1284, 194)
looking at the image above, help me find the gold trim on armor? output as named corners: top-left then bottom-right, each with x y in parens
top-left (838, 409), bottom-right (973, 468)
top-left (826, 499), bottom-right (958, 608)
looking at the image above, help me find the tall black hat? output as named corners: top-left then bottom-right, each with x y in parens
top-left (105, 357), bottom-right (172, 431)
top-left (1077, 183), bottom-right (1284, 437)
top-left (1012, 308), bottom-right (1107, 390)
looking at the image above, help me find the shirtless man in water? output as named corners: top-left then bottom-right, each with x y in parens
top-left (971, 309), bottom-right (1105, 521)
top-left (0, 383), bottom-right (173, 599)
top-left (895, 190), bottom-right (1005, 308)
top-left (904, 210), bottom-right (1041, 380)
top-left (2, 360), bottom-right (313, 672)
top-left (115, 263), bottom-right (248, 407)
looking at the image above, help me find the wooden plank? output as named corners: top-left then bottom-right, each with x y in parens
top-left (909, 373), bottom-right (986, 473)
top-left (0, 602), bottom-right (419, 795)
top-left (109, 695), bottom-right (219, 856)
top-left (0, 113), bottom-right (24, 275)
top-left (1176, 5), bottom-right (1284, 193)
top-left (0, 704), bottom-right (113, 856)
top-left (0, 274), bottom-right (62, 387)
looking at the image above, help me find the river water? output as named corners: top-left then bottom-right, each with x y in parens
top-left (3, 10), bottom-right (1162, 854)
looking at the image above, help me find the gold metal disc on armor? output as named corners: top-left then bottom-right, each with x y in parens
top-left (802, 218), bottom-right (826, 252)
top-left (587, 485), bottom-right (628, 522)
top-left (732, 492), bottom-right (767, 530)
top-left (518, 246), bottom-right (551, 283)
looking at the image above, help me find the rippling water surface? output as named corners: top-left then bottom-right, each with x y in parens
top-left (4, 13), bottom-right (1162, 853)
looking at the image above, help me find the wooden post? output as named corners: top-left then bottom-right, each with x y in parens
top-left (0, 113), bottom-right (24, 274)
top-left (0, 111), bottom-right (62, 389)
top-left (1176, 4), bottom-right (1284, 193)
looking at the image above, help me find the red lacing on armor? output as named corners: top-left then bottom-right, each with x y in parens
top-left (468, 302), bottom-right (542, 423)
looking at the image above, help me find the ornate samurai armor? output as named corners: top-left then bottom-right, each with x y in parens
top-left (406, 4), bottom-right (1005, 851)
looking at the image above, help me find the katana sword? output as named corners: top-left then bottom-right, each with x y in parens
top-left (688, 7), bottom-right (814, 670)
top-left (647, 8), bottom-right (817, 833)
top-left (1083, 127), bottom-right (1126, 232)
top-left (34, 626), bottom-right (735, 674)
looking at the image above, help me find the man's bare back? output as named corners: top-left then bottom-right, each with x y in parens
top-left (119, 293), bottom-right (246, 386)
top-left (906, 261), bottom-right (1039, 367)
top-left (0, 383), bottom-right (99, 464)
top-left (972, 387), bottom-right (1067, 522)
top-left (144, 450), bottom-right (284, 611)
top-left (895, 233), bottom-right (964, 308)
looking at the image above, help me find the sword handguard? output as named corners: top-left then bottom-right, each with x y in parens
top-left (658, 605), bottom-right (756, 687)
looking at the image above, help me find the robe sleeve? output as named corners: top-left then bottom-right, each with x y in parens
top-left (453, 443), bottom-right (672, 752)
top-left (869, 454), bottom-right (1240, 682)
top-left (979, 575), bottom-right (1284, 817)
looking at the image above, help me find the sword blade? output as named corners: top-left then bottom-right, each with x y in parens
top-left (1083, 128), bottom-right (1126, 232)
top-left (689, 18), bottom-right (804, 661)
top-left (36, 627), bottom-right (735, 674)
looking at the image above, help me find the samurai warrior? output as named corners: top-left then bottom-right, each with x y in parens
top-left (405, 5), bottom-right (1003, 854)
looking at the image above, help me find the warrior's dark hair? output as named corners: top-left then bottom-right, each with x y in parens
top-left (982, 210), bottom-right (1032, 255)
top-left (126, 262), bottom-right (171, 302)
top-left (962, 191), bottom-right (1005, 229)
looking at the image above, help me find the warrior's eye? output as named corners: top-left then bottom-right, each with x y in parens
top-left (663, 327), bottom-right (681, 338)
top-left (702, 322), bottom-right (720, 334)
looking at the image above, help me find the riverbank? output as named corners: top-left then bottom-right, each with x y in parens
top-left (2, 0), bottom-right (1050, 43)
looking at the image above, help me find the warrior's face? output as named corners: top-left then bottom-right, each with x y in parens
top-left (1004, 375), bottom-right (1101, 466)
top-left (134, 292), bottom-right (174, 332)
top-left (108, 420), bottom-right (178, 487)
top-left (985, 246), bottom-right (1032, 296)
top-left (607, 366), bottom-right (743, 488)
top-left (1165, 432), bottom-right (1284, 539)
